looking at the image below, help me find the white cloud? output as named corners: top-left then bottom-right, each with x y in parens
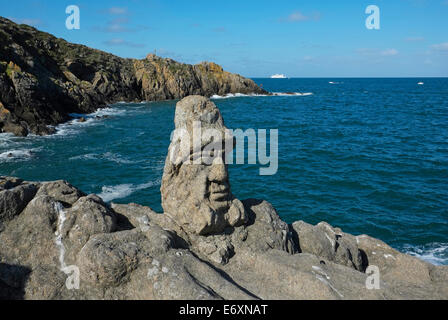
top-left (288, 12), bottom-right (309, 22)
top-left (380, 49), bottom-right (399, 56)
top-left (357, 48), bottom-right (399, 57)
top-left (431, 42), bottom-right (448, 51)
top-left (107, 7), bottom-right (128, 15)
top-left (281, 11), bottom-right (320, 22)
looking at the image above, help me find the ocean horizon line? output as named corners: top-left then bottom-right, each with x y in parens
top-left (250, 76), bottom-right (448, 79)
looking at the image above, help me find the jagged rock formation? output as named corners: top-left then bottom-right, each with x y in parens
top-left (1, 97), bottom-right (447, 300)
top-left (0, 17), bottom-right (266, 137)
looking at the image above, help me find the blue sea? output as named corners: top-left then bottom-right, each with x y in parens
top-left (1, 78), bottom-right (447, 265)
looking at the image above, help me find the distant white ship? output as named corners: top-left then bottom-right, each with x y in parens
top-left (270, 74), bottom-right (287, 79)
top-left (418, 82), bottom-right (424, 85)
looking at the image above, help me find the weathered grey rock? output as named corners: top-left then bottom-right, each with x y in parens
top-left (222, 249), bottom-right (378, 300)
top-left (0, 190), bottom-right (119, 299)
top-left (0, 195), bottom-right (64, 291)
top-left (191, 234), bottom-right (235, 265)
top-left (355, 234), bottom-right (448, 298)
top-left (0, 176), bottom-right (23, 190)
top-left (57, 194), bottom-right (117, 266)
top-left (0, 181), bottom-right (38, 225)
top-left (76, 223), bottom-right (254, 299)
top-left (78, 230), bottom-right (149, 288)
top-left (161, 96), bottom-right (248, 235)
top-left (237, 199), bottom-right (296, 254)
top-left (1, 177), bottom-right (448, 300)
top-left (35, 180), bottom-right (85, 205)
top-left (292, 221), bottom-right (366, 271)
top-left (111, 202), bottom-right (188, 239)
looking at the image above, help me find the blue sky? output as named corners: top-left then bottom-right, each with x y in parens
top-left (3, 0), bottom-right (448, 77)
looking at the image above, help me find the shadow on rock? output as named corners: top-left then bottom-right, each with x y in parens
top-left (0, 263), bottom-right (31, 300)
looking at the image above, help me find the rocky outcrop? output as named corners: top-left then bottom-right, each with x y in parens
top-left (1, 96), bottom-right (447, 300)
top-left (292, 220), bottom-right (367, 271)
top-left (0, 17), bottom-right (266, 137)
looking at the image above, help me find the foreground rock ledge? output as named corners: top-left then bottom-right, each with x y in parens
top-left (1, 97), bottom-right (447, 300)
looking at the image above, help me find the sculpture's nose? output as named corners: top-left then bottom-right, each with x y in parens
top-left (209, 163), bottom-right (227, 182)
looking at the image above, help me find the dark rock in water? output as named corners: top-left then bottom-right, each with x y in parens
top-left (33, 124), bottom-right (56, 135)
top-left (0, 97), bottom-right (447, 300)
top-left (78, 117), bottom-right (86, 123)
top-left (0, 17), bottom-right (266, 137)
top-left (94, 115), bottom-right (110, 120)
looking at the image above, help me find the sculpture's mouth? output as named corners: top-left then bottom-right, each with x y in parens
top-left (209, 182), bottom-right (230, 202)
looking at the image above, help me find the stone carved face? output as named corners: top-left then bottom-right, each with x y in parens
top-left (161, 96), bottom-right (247, 235)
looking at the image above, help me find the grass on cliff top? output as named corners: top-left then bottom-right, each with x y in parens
top-left (5, 61), bottom-right (21, 78)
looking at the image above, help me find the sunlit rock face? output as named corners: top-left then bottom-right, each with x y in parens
top-left (161, 95), bottom-right (248, 235)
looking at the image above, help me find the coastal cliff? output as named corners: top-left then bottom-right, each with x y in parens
top-left (0, 17), bottom-right (266, 136)
top-left (1, 96), bottom-right (447, 300)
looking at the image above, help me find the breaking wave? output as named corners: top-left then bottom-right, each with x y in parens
top-left (53, 107), bottom-right (126, 136)
top-left (69, 152), bottom-right (137, 164)
top-left (97, 179), bottom-right (161, 202)
top-left (400, 242), bottom-right (448, 265)
top-left (0, 148), bottom-right (39, 162)
top-left (210, 92), bottom-right (313, 99)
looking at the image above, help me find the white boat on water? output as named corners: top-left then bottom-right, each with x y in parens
top-left (270, 74), bottom-right (287, 79)
top-left (418, 82), bottom-right (424, 85)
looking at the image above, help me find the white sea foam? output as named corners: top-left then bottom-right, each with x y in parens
top-left (210, 92), bottom-right (313, 99)
top-left (0, 148), bottom-right (39, 161)
top-left (103, 152), bottom-right (135, 164)
top-left (53, 107), bottom-right (126, 137)
top-left (0, 133), bottom-right (16, 147)
top-left (69, 152), bottom-right (137, 164)
top-left (401, 243), bottom-right (448, 265)
top-left (52, 118), bottom-right (96, 136)
top-left (97, 179), bottom-right (161, 202)
top-left (69, 153), bottom-right (98, 161)
top-left (91, 107), bottom-right (126, 117)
